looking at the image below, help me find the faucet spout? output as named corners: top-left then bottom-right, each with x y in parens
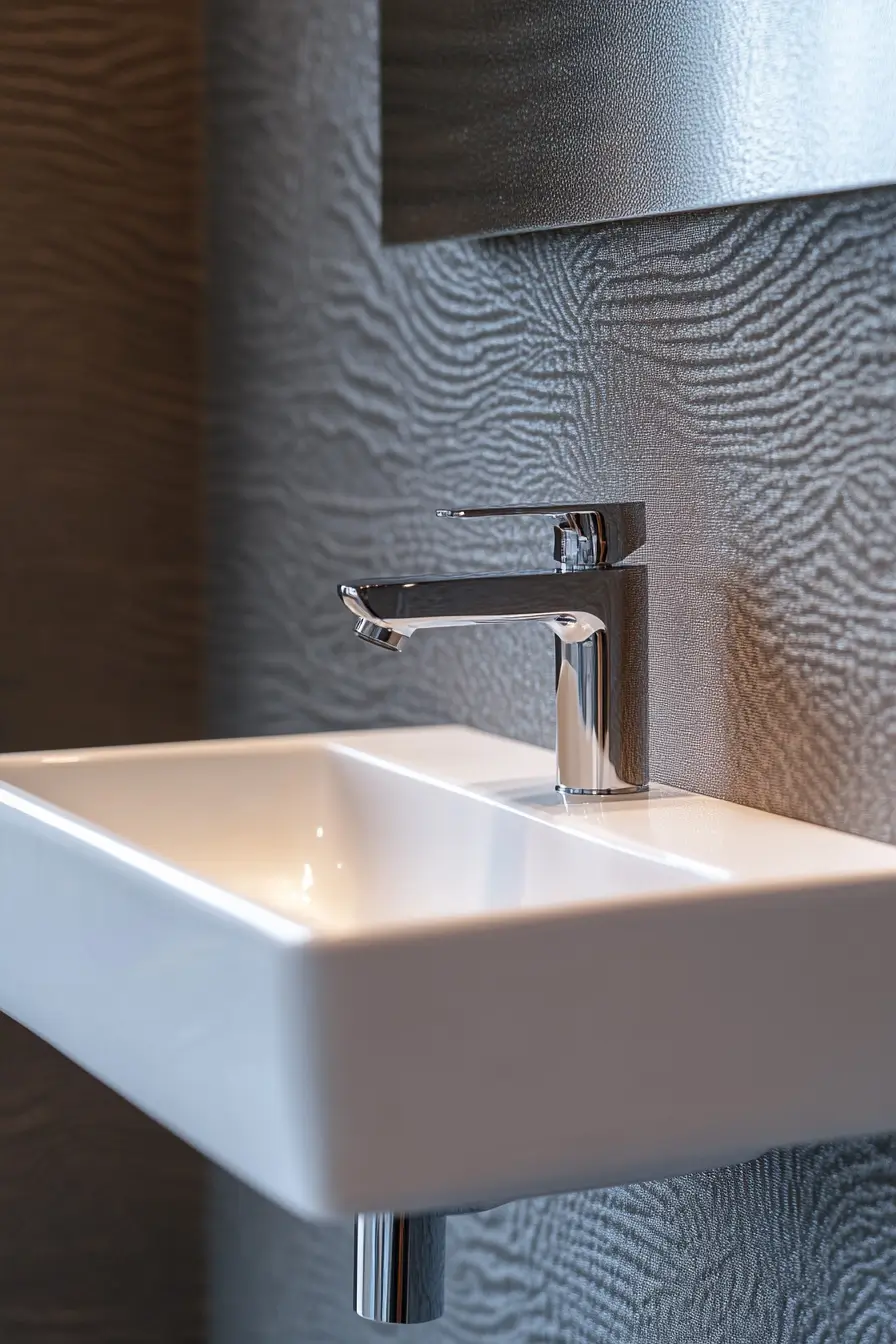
top-left (341, 569), bottom-right (616, 641)
top-left (353, 617), bottom-right (408, 651)
top-left (339, 564), bottom-right (647, 794)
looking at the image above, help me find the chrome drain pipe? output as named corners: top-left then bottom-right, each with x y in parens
top-left (354, 1211), bottom-right (446, 1324)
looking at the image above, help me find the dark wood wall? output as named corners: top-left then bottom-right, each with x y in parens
top-left (0, 1), bottom-right (203, 1338)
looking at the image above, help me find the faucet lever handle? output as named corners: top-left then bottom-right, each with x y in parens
top-left (436, 502), bottom-right (645, 569)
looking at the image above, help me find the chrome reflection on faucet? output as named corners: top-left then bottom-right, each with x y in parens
top-left (339, 502), bottom-right (648, 795)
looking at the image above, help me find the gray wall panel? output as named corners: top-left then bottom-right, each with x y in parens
top-left (382, 0), bottom-right (896, 243)
top-left (206, 0), bottom-right (896, 1337)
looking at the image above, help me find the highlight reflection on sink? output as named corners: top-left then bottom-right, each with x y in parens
top-left (1, 725), bottom-right (895, 1218)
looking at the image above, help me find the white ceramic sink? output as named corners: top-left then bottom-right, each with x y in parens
top-left (1, 725), bottom-right (895, 1218)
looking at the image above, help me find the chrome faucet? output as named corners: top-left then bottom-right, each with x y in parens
top-left (339, 502), bottom-right (648, 795)
top-left (339, 504), bottom-right (648, 1323)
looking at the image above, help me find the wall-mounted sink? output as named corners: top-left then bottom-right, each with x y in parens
top-left (1, 725), bottom-right (895, 1221)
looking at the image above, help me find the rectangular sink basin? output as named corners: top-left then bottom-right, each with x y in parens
top-left (1, 725), bottom-right (895, 1217)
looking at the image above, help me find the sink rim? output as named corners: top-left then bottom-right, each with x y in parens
top-left (1, 724), bottom-right (894, 946)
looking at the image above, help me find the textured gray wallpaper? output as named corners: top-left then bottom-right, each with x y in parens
top-left (206, 0), bottom-right (896, 1338)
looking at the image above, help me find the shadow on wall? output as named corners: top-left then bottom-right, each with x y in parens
top-left (0, 1013), bottom-right (202, 1341)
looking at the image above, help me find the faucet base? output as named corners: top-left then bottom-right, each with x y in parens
top-left (554, 603), bottom-right (647, 793)
top-left (556, 783), bottom-right (648, 797)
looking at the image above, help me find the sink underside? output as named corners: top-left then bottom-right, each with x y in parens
top-left (0, 725), bottom-right (894, 1217)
